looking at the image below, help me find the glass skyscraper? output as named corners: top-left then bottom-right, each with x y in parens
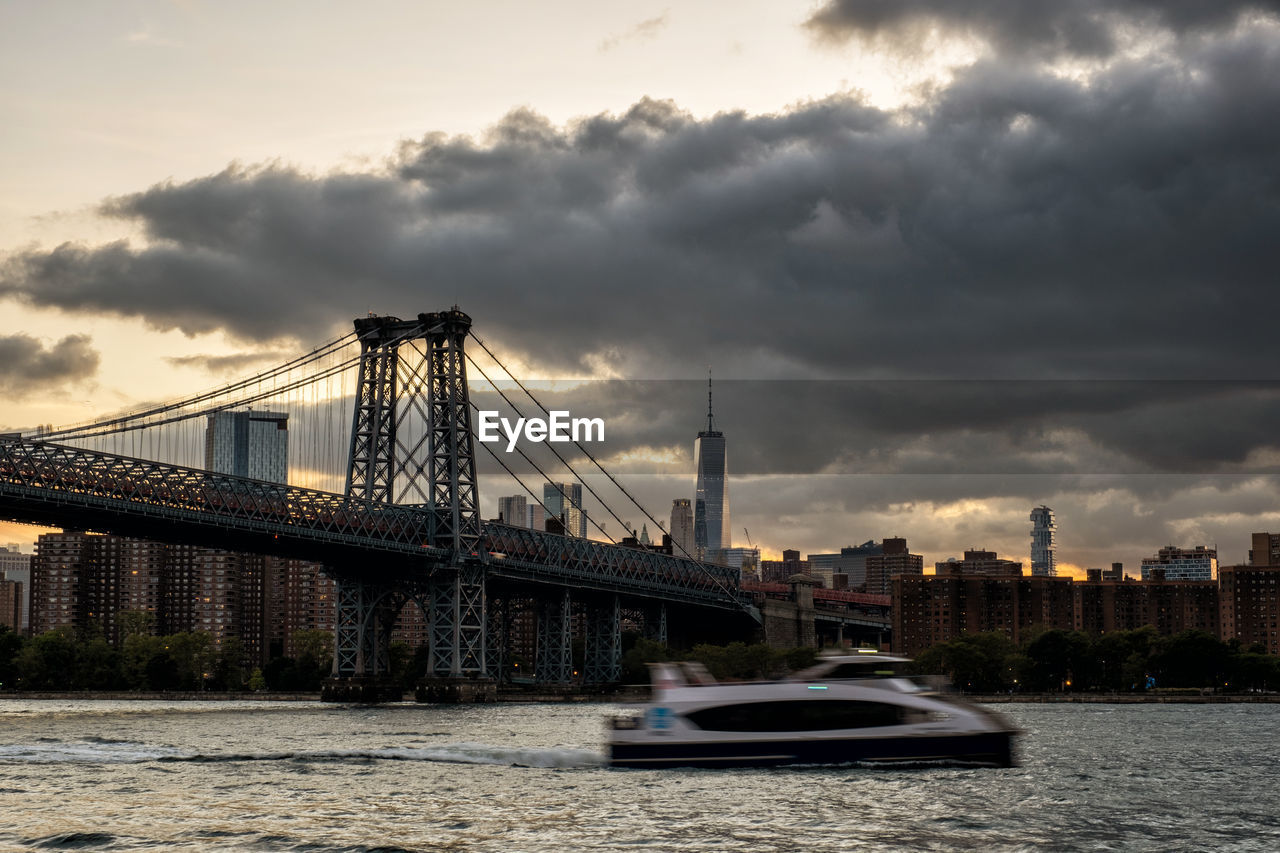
top-left (694, 380), bottom-right (729, 555)
top-left (204, 410), bottom-right (289, 484)
top-left (543, 481), bottom-right (586, 538)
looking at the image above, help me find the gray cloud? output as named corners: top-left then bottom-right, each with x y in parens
top-left (0, 333), bottom-right (99, 399)
top-left (166, 350), bottom-right (298, 374)
top-left (600, 11), bottom-right (669, 52)
top-left (804, 0), bottom-right (1280, 59)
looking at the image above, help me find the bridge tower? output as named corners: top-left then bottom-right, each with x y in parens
top-left (328, 309), bottom-right (488, 697)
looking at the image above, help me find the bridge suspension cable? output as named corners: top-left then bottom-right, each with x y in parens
top-left (466, 331), bottom-right (752, 612)
top-left (34, 331), bottom-right (360, 441)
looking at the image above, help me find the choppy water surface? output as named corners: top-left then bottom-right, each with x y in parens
top-left (2, 699), bottom-right (1278, 851)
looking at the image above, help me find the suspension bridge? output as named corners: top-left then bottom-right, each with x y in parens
top-left (0, 309), bottom-right (767, 697)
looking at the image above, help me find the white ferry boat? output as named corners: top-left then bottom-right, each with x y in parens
top-left (607, 650), bottom-right (1017, 768)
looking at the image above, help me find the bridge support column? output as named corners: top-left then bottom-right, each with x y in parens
top-left (643, 602), bottom-right (668, 646)
top-left (536, 589), bottom-right (573, 684)
top-left (486, 595), bottom-right (508, 682)
top-left (429, 564), bottom-right (488, 677)
top-left (325, 579), bottom-right (403, 702)
top-left (583, 595), bottom-right (621, 685)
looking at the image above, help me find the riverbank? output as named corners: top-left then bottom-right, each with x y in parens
top-left (0, 687), bottom-right (650, 702)
top-left (969, 693), bottom-right (1280, 703)
top-left (2, 689), bottom-right (1275, 703)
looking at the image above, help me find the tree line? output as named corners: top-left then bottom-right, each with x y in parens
top-left (0, 621), bottom-right (336, 692)
top-left (911, 627), bottom-right (1280, 694)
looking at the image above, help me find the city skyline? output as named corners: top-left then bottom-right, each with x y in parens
top-left (3, 3), bottom-right (1280, 576)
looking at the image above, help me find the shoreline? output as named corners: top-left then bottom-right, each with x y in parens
top-left (1, 689), bottom-right (1277, 703)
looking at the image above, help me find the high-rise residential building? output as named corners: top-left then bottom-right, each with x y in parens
top-left (528, 503), bottom-right (545, 532)
top-left (711, 547), bottom-right (759, 580)
top-left (694, 377), bottom-right (729, 555)
top-left (670, 499), bottom-right (694, 558)
top-left (893, 573), bottom-right (1075, 656)
top-left (498, 495), bottom-right (528, 528)
top-left (1218, 532), bottom-right (1280, 655)
top-left (0, 576), bottom-right (21, 632)
top-left (1073, 575), bottom-right (1219, 638)
top-left (1030, 505), bottom-right (1057, 577)
top-left (0, 544), bottom-right (31, 631)
top-left (1140, 545), bottom-right (1217, 581)
top-left (760, 549), bottom-right (810, 584)
top-left (864, 538), bottom-right (925, 595)
top-left (543, 481), bottom-right (586, 538)
top-left (204, 410), bottom-right (289, 483)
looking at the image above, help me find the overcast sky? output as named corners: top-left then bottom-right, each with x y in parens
top-left (3, 1), bottom-right (1280, 573)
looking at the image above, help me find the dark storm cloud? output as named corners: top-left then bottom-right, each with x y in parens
top-left (0, 333), bottom-right (99, 399)
top-left (4, 30), bottom-right (1279, 384)
top-left (805, 0), bottom-right (1280, 59)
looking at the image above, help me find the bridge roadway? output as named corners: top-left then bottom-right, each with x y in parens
top-left (0, 437), bottom-right (751, 613)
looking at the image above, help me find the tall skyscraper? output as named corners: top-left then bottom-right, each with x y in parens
top-left (498, 495), bottom-right (528, 527)
top-left (543, 481), bottom-right (586, 538)
top-left (1030, 505), bottom-right (1057, 577)
top-left (694, 376), bottom-right (729, 555)
top-left (670, 498), bottom-right (694, 557)
top-left (205, 410), bottom-right (289, 483)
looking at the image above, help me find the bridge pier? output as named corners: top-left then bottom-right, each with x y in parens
top-left (582, 595), bottom-right (621, 684)
top-left (324, 578), bottom-right (405, 702)
top-left (643, 602), bottom-right (669, 646)
top-left (536, 589), bottom-right (573, 683)
top-left (429, 564), bottom-right (488, 677)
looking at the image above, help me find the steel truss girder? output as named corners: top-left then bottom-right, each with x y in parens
top-left (536, 589), bottom-right (573, 684)
top-left (583, 595), bottom-right (621, 684)
top-left (481, 523), bottom-right (750, 610)
top-left (0, 437), bottom-right (750, 612)
top-left (0, 437), bottom-right (439, 556)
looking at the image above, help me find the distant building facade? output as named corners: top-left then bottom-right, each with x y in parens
top-left (1140, 545), bottom-right (1217, 582)
top-left (204, 410), bottom-right (289, 483)
top-left (543, 482), bottom-right (586, 538)
top-left (1073, 576), bottom-right (1219, 638)
top-left (893, 573), bottom-right (1075, 656)
top-left (761, 549), bottom-right (810, 585)
top-left (0, 544), bottom-right (31, 631)
top-left (670, 498), bottom-right (694, 558)
top-left (710, 547), bottom-right (760, 580)
top-left (1030, 505), bottom-right (1058, 576)
top-left (935, 549), bottom-right (1024, 577)
top-left (498, 495), bottom-right (528, 528)
top-left (864, 538), bottom-right (924, 596)
top-left (1218, 532), bottom-right (1280, 655)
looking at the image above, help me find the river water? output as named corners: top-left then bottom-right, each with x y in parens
top-left (2, 699), bottom-right (1277, 851)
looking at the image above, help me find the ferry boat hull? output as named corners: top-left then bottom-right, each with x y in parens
top-left (610, 729), bottom-right (1014, 769)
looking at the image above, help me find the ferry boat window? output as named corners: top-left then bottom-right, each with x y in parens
top-left (685, 700), bottom-right (904, 732)
top-left (823, 663), bottom-right (899, 679)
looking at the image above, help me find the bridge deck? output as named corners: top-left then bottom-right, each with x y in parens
top-left (0, 437), bottom-right (751, 612)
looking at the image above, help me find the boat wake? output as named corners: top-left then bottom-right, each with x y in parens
top-left (0, 740), bottom-right (604, 769)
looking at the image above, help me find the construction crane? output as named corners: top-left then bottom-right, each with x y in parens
top-left (744, 527), bottom-right (753, 547)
